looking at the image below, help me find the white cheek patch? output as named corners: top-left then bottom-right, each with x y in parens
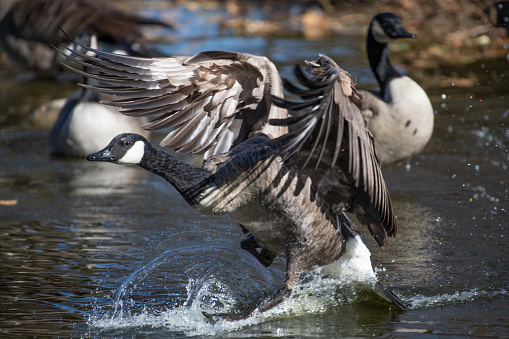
top-left (371, 20), bottom-right (391, 44)
top-left (118, 140), bottom-right (145, 164)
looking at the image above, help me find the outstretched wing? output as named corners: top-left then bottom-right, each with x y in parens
top-left (271, 54), bottom-right (396, 246)
top-left (57, 41), bottom-right (287, 158)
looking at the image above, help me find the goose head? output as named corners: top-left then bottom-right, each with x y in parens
top-left (86, 133), bottom-right (148, 164)
top-left (370, 13), bottom-right (416, 44)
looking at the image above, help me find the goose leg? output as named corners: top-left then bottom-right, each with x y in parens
top-left (209, 287), bottom-right (292, 321)
top-left (240, 235), bottom-right (278, 267)
top-left (203, 253), bottom-right (302, 321)
top-left (241, 253), bottom-right (302, 317)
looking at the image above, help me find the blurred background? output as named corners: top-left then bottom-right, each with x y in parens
top-left (0, 0), bottom-right (508, 337)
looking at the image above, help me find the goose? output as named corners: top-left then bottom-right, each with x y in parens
top-left (360, 13), bottom-right (434, 167)
top-left (60, 42), bottom-right (408, 318)
top-left (0, 0), bottom-right (171, 76)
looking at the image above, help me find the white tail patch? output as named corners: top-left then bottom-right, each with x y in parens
top-left (319, 235), bottom-right (377, 285)
top-left (118, 140), bottom-right (145, 164)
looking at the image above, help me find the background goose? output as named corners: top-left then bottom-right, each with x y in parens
top-left (0, 0), bottom-right (172, 157)
top-left (0, 0), bottom-right (171, 157)
top-left (0, 0), bottom-right (171, 76)
top-left (63, 42), bottom-right (407, 318)
top-left (49, 33), bottom-right (150, 157)
top-left (49, 84), bottom-right (150, 157)
top-left (360, 13), bottom-right (434, 167)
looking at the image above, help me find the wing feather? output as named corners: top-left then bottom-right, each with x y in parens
top-left (56, 38), bottom-right (286, 158)
top-left (271, 54), bottom-right (396, 246)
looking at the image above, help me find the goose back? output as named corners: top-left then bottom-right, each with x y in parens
top-left (361, 77), bottom-right (434, 165)
top-left (49, 88), bottom-right (149, 157)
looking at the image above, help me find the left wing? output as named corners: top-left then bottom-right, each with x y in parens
top-left (271, 54), bottom-right (396, 247)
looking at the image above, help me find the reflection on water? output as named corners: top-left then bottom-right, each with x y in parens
top-left (1, 2), bottom-right (509, 338)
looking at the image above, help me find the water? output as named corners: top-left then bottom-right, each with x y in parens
top-left (1, 2), bottom-right (509, 337)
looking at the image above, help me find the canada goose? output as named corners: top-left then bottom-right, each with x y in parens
top-left (360, 13), bottom-right (434, 167)
top-left (62, 42), bottom-right (407, 318)
top-left (0, 0), bottom-right (171, 76)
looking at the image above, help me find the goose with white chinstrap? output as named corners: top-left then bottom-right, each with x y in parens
top-left (361, 13), bottom-right (434, 167)
top-left (62, 42), bottom-right (408, 318)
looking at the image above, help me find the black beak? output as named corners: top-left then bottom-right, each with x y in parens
top-left (86, 148), bottom-right (116, 162)
top-left (395, 25), bottom-right (416, 39)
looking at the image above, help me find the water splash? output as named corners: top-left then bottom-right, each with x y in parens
top-left (88, 238), bottom-right (508, 337)
top-left (90, 270), bottom-right (396, 336)
top-left (88, 234), bottom-right (401, 335)
top-left (408, 288), bottom-right (508, 309)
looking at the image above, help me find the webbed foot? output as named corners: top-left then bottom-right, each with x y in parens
top-left (202, 311), bottom-right (250, 322)
top-left (201, 287), bottom-right (293, 322)
top-left (376, 281), bottom-right (410, 310)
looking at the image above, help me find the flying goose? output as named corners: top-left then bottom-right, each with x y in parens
top-left (0, 0), bottom-right (171, 76)
top-left (60, 42), bottom-right (407, 318)
top-left (360, 13), bottom-right (434, 167)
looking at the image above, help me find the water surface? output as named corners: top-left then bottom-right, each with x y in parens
top-left (1, 3), bottom-right (508, 338)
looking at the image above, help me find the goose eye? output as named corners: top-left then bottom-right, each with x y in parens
top-left (123, 140), bottom-right (132, 147)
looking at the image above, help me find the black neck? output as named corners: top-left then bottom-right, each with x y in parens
top-left (140, 146), bottom-right (212, 205)
top-left (367, 32), bottom-right (401, 98)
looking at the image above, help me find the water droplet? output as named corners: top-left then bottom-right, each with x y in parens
top-left (441, 94), bottom-right (446, 99)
